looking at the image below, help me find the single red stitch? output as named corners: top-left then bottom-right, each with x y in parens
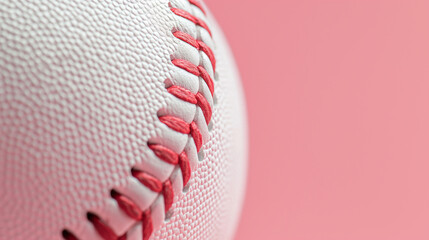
top-left (132, 169), bottom-right (163, 193)
top-left (197, 65), bottom-right (214, 96)
top-left (167, 85), bottom-right (198, 104)
top-left (172, 58), bottom-right (199, 76)
top-left (148, 144), bottom-right (179, 165)
top-left (188, 0), bottom-right (206, 14)
top-left (159, 115), bottom-right (191, 134)
top-left (190, 121), bottom-right (202, 152)
top-left (87, 213), bottom-right (119, 240)
top-left (171, 8), bottom-right (212, 36)
top-left (162, 180), bottom-right (174, 213)
top-left (197, 39), bottom-right (216, 72)
top-left (178, 151), bottom-right (191, 186)
top-left (195, 92), bottom-right (212, 124)
top-left (173, 31), bottom-right (199, 49)
top-left (111, 190), bottom-right (143, 220)
top-left (142, 210), bottom-right (153, 240)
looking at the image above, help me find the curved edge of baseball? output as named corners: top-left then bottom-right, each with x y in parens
top-left (205, 7), bottom-right (249, 240)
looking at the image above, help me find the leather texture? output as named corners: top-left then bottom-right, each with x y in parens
top-left (0, 0), bottom-right (247, 239)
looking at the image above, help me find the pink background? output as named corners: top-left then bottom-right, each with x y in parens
top-left (206, 0), bottom-right (429, 239)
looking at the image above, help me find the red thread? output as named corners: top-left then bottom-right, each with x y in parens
top-left (132, 169), bottom-right (163, 193)
top-left (190, 121), bottom-right (202, 151)
top-left (142, 210), bottom-right (153, 240)
top-left (148, 144), bottom-right (179, 165)
top-left (162, 180), bottom-right (174, 213)
top-left (195, 92), bottom-right (212, 124)
top-left (172, 58), bottom-right (199, 76)
top-left (173, 31), bottom-right (199, 49)
top-left (178, 152), bottom-right (191, 186)
top-left (159, 115), bottom-right (191, 134)
top-left (197, 65), bottom-right (214, 96)
top-left (172, 59), bottom-right (214, 96)
top-left (197, 39), bottom-right (216, 72)
top-left (87, 213), bottom-right (122, 240)
top-left (111, 190), bottom-right (143, 220)
top-left (167, 85), bottom-right (198, 104)
top-left (189, 0), bottom-right (206, 14)
top-left (171, 8), bottom-right (212, 36)
top-left (172, 31), bottom-right (216, 72)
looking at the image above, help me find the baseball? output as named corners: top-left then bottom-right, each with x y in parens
top-left (0, 0), bottom-right (247, 239)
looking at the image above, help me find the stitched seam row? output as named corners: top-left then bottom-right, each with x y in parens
top-left (62, 1), bottom-right (215, 239)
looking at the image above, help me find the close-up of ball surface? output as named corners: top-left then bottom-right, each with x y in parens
top-left (0, 0), bottom-right (247, 239)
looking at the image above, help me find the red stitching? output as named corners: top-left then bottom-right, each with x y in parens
top-left (167, 85), bottom-right (198, 104)
top-left (111, 190), bottom-right (143, 220)
top-left (87, 213), bottom-right (125, 240)
top-left (172, 59), bottom-right (214, 95)
top-left (197, 39), bottom-right (216, 72)
top-left (172, 58), bottom-right (199, 75)
top-left (197, 65), bottom-right (214, 96)
top-left (142, 210), bottom-right (153, 240)
top-left (162, 180), bottom-right (174, 213)
top-left (189, 0), bottom-right (206, 14)
top-left (196, 92), bottom-right (212, 124)
top-left (159, 115), bottom-right (191, 134)
top-left (178, 151), bottom-right (191, 186)
top-left (62, 1), bottom-right (216, 239)
top-left (171, 8), bottom-right (212, 36)
top-left (172, 31), bottom-right (216, 72)
top-left (190, 121), bottom-right (203, 151)
top-left (173, 31), bottom-right (199, 48)
top-left (132, 169), bottom-right (163, 193)
top-left (148, 144), bottom-right (179, 165)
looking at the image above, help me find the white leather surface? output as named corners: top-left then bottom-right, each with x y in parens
top-left (0, 0), bottom-right (247, 239)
